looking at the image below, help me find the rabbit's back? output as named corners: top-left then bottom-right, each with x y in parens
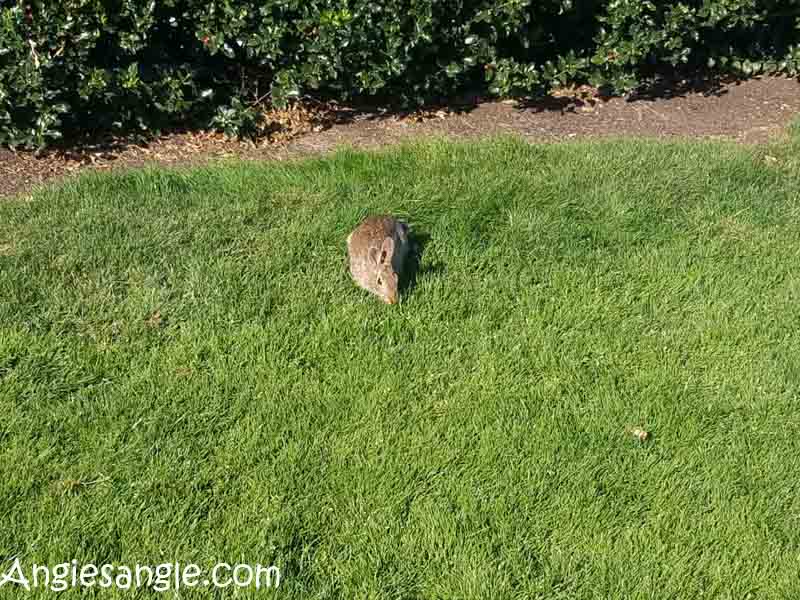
top-left (349, 216), bottom-right (404, 245)
top-left (348, 216), bottom-right (408, 257)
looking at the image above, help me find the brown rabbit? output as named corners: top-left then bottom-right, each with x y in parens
top-left (347, 215), bottom-right (410, 304)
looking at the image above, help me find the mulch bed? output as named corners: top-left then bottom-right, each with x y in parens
top-left (2, 75), bottom-right (798, 199)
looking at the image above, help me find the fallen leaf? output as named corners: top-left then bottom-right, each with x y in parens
top-left (145, 310), bottom-right (164, 329)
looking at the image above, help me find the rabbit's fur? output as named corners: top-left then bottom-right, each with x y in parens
top-left (347, 215), bottom-right (410, 304)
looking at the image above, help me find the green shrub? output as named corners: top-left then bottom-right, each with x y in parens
top-left (1, 0), bottom-right (799, 148)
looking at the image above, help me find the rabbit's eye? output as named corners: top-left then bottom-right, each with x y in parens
top-left (377, 277), bottom-right (383, 285)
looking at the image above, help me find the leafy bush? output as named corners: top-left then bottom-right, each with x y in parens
top-left (1, 0), bottom-right (799, 148)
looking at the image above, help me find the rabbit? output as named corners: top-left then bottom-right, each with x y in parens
top-left (347, 215), bottom-right (410, 304)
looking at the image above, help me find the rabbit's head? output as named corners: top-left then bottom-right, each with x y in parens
top-left (369, 237), bottom-right (400, 304)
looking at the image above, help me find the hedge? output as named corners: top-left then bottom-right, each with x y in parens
top-left (1, 0), bottom-right (799, 148)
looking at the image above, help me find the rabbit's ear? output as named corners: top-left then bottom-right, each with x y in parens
top-left (379, 237), bottom-right (395, 264)
top-left (368, 247), bottom-right (380, 265)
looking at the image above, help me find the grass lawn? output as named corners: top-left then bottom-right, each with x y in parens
top-left (2, 134), bottom-right (800, 598)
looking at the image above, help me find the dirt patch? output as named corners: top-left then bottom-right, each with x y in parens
top-left (1, 75), bottom-right (798, 199)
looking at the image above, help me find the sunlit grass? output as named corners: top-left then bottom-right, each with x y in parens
top-left (2, 135), bottom-right (800, 598)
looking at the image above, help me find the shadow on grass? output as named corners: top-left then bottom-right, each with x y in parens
top-left (400, 230), bottom-right (446, 300)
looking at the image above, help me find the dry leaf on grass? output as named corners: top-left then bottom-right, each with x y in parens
top-left (145, 310), bottom-right (164, 329)
top-left (627, 427), bottom-right (651, 442)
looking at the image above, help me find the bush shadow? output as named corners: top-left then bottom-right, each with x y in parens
top-left (324, 90), bottom-right (482, 126)
top-left (512, 71), bottom-right (742, 115)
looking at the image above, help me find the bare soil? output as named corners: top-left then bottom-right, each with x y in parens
top-left (1, 75), bottom-right (798, 199)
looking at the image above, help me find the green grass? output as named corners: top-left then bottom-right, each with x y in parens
top-left (2, 136), bottom-right (800, 599)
